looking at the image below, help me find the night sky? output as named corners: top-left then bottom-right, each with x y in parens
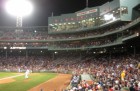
top-left (0, 0), bottom-right (112, 26)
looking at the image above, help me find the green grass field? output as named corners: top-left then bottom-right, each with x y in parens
top-left (0, 72), bottom-right (57, 91)
top-left (0, 72), bottom-right (21, 79)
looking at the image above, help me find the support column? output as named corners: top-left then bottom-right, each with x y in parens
top-left (5, 50), bottom-right (7, 59)
top-left (109, 51), bottom-right (112, 60)
top-left (52, 52), bottom-right (55, 60)
top-left (26, 50), bottom-right (28, 59)
top-left (134, 46), bottom-right (136, 57)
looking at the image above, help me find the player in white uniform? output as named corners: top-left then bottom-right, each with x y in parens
top-left (25, 69), bottom-right (30, 79)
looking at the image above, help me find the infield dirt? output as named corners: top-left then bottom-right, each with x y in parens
top-left (29, 74), bottom-right (72, 91)
top-left (0, 78), bottom-right (15, 84)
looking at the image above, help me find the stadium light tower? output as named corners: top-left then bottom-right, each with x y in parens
top-left (5, 0), bottom-right (33, 28)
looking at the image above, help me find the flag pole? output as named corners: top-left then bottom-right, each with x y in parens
top-left (51, 12), bottom-right (54, 17)
top-left (86, 0), bottom-right (88, 8)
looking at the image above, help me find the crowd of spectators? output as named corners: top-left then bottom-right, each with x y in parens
top-left (49, 24), bottom-right (140, 49)
top-left (0, 35), bottom-right (118, 48)
top-left (0, 29), bottom-right (48, 40)
top-left (0, 31), bottom-right (136, 48)
top-left (65, 54), bottom-right (140, 91)
top-left (0, 52), bottom-right (139, 91)
top-left (50, 36), bottom-right (120, 49)
top-left (0, 28), bottom-right (138, 48)
top-left (0, 56), bottom-right (51, 72)
top-left (0, 43), bottom-right (49, 47)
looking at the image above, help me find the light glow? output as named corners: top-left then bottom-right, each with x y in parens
top-left (104, 14), bottom-right (114, 21)
top-left (5, 0), bottom-right (33, 16)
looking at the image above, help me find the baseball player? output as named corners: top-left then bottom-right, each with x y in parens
top-left (25, 69), bottom-right (30, 79)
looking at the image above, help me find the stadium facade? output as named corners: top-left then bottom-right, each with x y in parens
top-left (0, 0), bottom-right (139, 56)
top-left (47, 0), bottom-right (140, 53)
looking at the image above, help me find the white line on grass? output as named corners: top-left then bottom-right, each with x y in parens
top-left (0, 74), bottom-right (24, 81)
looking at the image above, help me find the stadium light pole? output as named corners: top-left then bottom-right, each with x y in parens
top-left (5, 0), bottom-right (33, 29)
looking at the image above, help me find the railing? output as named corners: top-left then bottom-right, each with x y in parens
top-left (48, 37), bottom-right (123, 50)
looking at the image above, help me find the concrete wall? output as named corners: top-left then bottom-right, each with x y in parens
top-left (120, 0), bottom-right (140, 21)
